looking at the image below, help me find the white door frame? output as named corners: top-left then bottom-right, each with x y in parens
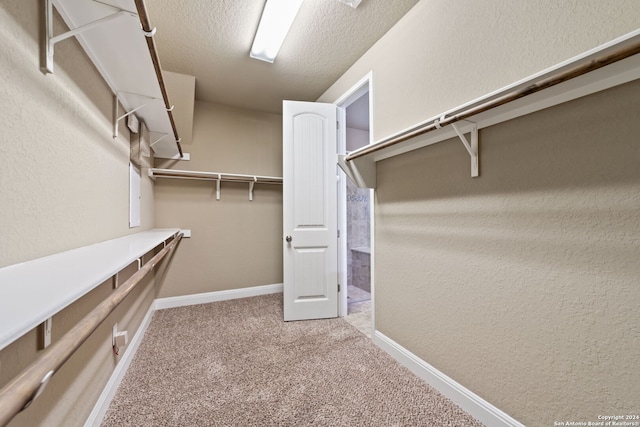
top-left (334, 72), bottom-right (375, 332)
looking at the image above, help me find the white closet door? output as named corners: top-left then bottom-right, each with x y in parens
top-left (282, 101), bottom-right (339, 321)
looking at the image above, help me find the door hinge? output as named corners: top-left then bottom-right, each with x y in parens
top-left (336, 120), bottom-right (339, 129)
top-left (338, 283), bottom-right (341, 292)
top-left (337, 229), bottom-right (340, 238)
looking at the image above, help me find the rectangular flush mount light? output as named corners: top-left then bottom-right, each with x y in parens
top-left (250, 0), bottom-right (304, 63)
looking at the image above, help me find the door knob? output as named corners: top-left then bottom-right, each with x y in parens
top-left (285, 235), bottom-right (292, 242)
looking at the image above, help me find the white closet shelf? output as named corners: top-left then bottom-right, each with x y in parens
top-left (0, 229), bottom-right (180, 352)
top-left (148, 168), bottom-right (283, 183)
top-left (341, 30), bottom-right (640, 188)
top-left (48, 0), bottom-right (182, 158)
top-left (148, 168), bottom-right (283, 201)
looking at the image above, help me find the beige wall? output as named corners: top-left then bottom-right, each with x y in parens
top-left (318, 0), bottom-right (640, 142)
top-left (377, 82), bottom-right (640, 425)
top-left (154, 101), bottom-right (283, 298)
top-left (318, 0), bottom-right (640, 425)
top-left (0, 1), bottom-right (158, 425)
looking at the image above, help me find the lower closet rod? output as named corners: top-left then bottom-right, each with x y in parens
top-left (0, 232), bottom-right (184, 427)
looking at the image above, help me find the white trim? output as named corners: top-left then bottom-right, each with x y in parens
top-left (368, 185), bottom-right (375, 336)
top-left (334, 71), bottom-right (373, 108)
top-left (337, 106), bottom-right (348, 317)
top-left (373, 330), bottom-right (525, 427)
top-left (154, 283), bottom-right (283, 310)
top-left (84, 302), bottom-right (156, 427)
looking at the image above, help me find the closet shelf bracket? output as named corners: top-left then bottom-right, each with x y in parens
top-left (116, 90), bottom-right (160, 99)
top-left (43, 0), bottom-right (131, 74)
top-left (450, 121), bottom-right (479, 178)
top-left (216, 176), bottom-right (261, 201)
top-left (149, 132), bottom-right (170, 148)
top-left (39, 318), bottom-right (52, 350)
top-left (249, 177), bottom-right (257, 201)
top-left (148, 133), bottom-right (181, 153)
top-left (24, 370), bottom-right (54, 409)
top-left (113, 94), bottom-right (161, 138)
top-left (217, 176), bottom-right (262, 201)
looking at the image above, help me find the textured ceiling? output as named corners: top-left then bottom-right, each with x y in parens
top-left (145, 0), bottom-right (419, 114)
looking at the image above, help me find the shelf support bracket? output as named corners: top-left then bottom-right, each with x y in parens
top-left (44, 0), bottom-right (129, 74)
top-left (149, 132), bottom-right (170, 148)
top-left (249, 177), bottom-right (257, 201)
top-left (216, 174), bottom-right (221, 200)
top-left (450, 121), bottom-right (479, 178)
top-left (23, 370), bottom-right (54, 410)
top-left (38, 317), bottom-right (52, 350)
top-left (116, 90), bottom-right (162, 100)
top-left (338, 155), bottom-right (376, 188)
top-left (112, 94), bottom-right (160, 139)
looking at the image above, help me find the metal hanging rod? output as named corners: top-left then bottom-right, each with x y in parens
top-left (345, 34), bottom-right (640, 163)
top-left (133, 0), bottom-right (183, 158)
top-left (148, 168), bottom-right (283, 183)
top-left (0, 233), bottom-right (183, 427)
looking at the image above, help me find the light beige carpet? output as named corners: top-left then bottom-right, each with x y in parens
top-left (101, 294), bottom-right (484, 426)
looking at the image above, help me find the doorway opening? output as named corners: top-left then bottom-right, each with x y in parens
top-left (337, 74), bottom-right (373, 337)
top-left (345, 95), bottom-right (371, 312)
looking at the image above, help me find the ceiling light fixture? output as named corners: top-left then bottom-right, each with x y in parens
top-left (250, 0), bottom-right (304, 63)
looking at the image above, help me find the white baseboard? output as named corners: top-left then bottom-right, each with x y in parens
top-left (373, 330), bottom-right (525, 427)
top-left (154, 283), bottom-right (283, 310)
top-left (84, 302), bottom-right (156, 427)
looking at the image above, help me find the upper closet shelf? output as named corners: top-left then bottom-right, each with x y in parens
top-left (0, 229), bottom-right (180, 352)
top-left (341, 29), bottom-right (640, 188)
top-left (45, 0), bottom-right (182, 158)
top-left (148, 168), bottom-right (283, 201)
